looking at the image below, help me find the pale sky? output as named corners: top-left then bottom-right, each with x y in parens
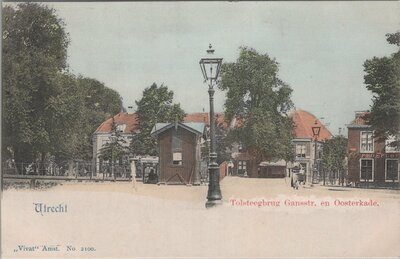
top-left (42, 2), bottom-right (400, 135)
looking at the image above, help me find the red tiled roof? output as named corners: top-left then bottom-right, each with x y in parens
top-left (95, 112), bottom-right (139, 134)
top-left (289, 109), bottom-right (333, 141)
top-left (184, 113), bottom-right (209, 124)
top-left (183, 112), bottom-right (228, 128)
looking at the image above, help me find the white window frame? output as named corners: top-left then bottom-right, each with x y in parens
top-left (359, 158), bottom-right (374, 181)
top-left (172, 152), bottom-right (183, 165)
top-left (295, 144), bottom-right (307, 158)
top-left (385, 136), bottom-right (400, 153)
top-left (360, 131), bottom-right (374, 153)
top-left (238, 160), bottom-right (247, 174)
top-left (385, 159), bottom-right (399, 182)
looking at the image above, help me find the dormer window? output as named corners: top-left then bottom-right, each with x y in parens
top-left (116, 124), bottom-right (126, 133)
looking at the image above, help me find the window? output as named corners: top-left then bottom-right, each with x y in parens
top-left (386, 159), bottom-right (399, 181)
top-left (360, 131), bottom-right (374, 152)
top-left (295, 144), bottom-right (307, 158)
top-left (360, 159), bottom-right (373, 181)
top-left (238, 161), bottom-right (247, 175)
top-left (116, 124), bottom-right (126, 133)
top-left (385, 136), bottom-right (400, 153)
top-left (172, 130), bottom-right (182, 165)
top-left (172, 152), bottom-right (182, 165)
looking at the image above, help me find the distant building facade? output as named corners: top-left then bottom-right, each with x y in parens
top-left (92, 111), bottom-right (139, 172)
top-left (289, 109), bottom-right (333, 183)
top-left (347, 111), bottom-right (399, 187)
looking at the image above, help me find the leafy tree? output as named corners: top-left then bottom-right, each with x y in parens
top-left (215, 126), bottom-right (232, 165)
top-left (321, 135), bottom-right (347, 185)
top-left (130, 83), bottom-right (186, 156)
top-left (2, 3), bottom-right (123, 166)
top-left (219, 47), bottom-right (294, 175)
top-left (74, 77), bottom-right (122, 160)
top-left (201, 123), bottom-right (231, 165)
top-left (363, 32), bottom-right (400, 145)
top-left (51, 76), bottom-right (122, 162)
top-left (2, 3), bottom-right (70, 165)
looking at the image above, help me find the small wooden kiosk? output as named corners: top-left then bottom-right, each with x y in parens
top-left (151, 122), bottom-right (205, 185)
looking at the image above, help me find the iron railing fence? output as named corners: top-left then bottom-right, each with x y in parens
top-left (2, 161), bottom-right (133, 180)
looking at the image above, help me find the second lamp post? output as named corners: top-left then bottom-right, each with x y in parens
top-left (312, 121), bottom-right (321, 185)
top-left (199, 44), bottom-right (223, 208)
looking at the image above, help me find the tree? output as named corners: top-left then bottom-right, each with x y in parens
top-left (130, 83), bottom-right (186, 156)
top-left (201, 123), bottom-right (232, 165)
top-left (99, 118), bottom-right (129, 163)
top-left (363, 32), bottom-right (400, 146)
top-left (321, 135), bottom-right (347, 186)
top-left (2, 3), bottom-right (123, 165)
top-left (2, 3), bottom-right (70, 165)
top-left (51, 76), bottom-right (122, 162)
top-left (73, 77), bottom-right (122, 160)
top-left (218, 47), bottom-right (294, 174)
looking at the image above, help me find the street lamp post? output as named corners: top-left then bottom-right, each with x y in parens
top-left (199, 44), bottom-right (223, 208)
top-left (110, 134), bottom-right (117, 181)
top-left (312, 121), bottom-right (321, 185)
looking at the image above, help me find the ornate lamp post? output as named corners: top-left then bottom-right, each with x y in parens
top-left (199, 44), bottom-right (223, 208)
top-left (312, 121), bottom-right (321, 185)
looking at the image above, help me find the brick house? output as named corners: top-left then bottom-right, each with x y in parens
top-left (347, 111), bottom-right (399, 187)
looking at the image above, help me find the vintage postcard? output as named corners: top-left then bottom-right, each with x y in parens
top-left (1, 1), bottom-right (400, 258)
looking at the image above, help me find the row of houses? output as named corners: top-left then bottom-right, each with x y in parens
top-left (92, 109), bottom-right (399, 187)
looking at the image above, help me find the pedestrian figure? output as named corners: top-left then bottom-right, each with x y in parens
top-left (227, 160), bottom-right (234, 176)
top-left (292, 172), bottom-right (300, 190)
top-left (291, 165), bottom-right (301, 190)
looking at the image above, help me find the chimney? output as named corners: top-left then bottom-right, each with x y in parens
top-left (127, 106), bottom-right (135, 114)
top-left (355, 111), bottom-right (368, 119)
